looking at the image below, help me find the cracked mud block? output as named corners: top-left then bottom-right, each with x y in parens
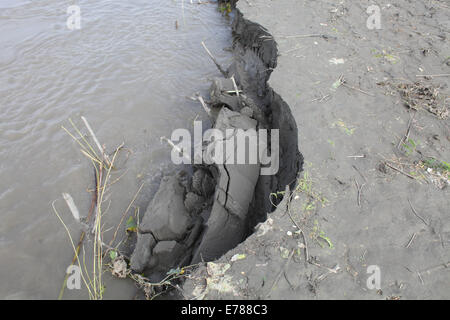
top-left (130, 175), bottom-right (196, 273)
top-left (192, 106), bottom-right (261, 263)
top-left (139, 175), bottom-right (192, 241)
top-left (130, 232), bottom-right (156, 273)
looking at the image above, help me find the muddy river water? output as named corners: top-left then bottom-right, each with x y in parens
top-left (0, 0), bottom-right (232, 299)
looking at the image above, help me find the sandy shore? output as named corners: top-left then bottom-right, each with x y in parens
top-left (183, 0), bottom-right (449, 299)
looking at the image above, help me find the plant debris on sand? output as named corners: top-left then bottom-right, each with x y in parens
top-left (378, 80), bottom-right (449, 119)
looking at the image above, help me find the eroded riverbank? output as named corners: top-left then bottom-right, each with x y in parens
top-left (125, 1), bottom-right (303, 295)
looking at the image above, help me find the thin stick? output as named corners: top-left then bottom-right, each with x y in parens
top-left (354, 179), bottom-right (365, 207)
top-left (281, 33), bottom-right (335, 40)
top-left (68, 118), bottom-right (100, 161)
top-left (92, 155), bottom-right (103, 235)
top-left (347, 155), bottom-right (366, 158)
top-left (407, 198), bottom-right (429, 226)
top-left (341, 81), bottom-right (375, 97)
top-left (385, 162), bottom-right (417, 180)
top-left (309, 261), bottom-right (340, 274)
top-left (417, 272), bottom-right (424, 285)
top-left (81, 116), bottom-right (111, 167)
top-left (197, 95), bottom-right (211, 116)
top-left (230, 75), bottom-right (240, 98)
top-left (201, 41), bottom-right (227, 77)
top-left (62, 193), bottom-right (80, 222)
top-left (354, 179), bottom-right (360, 207)
top-left (225, 90), bottom-right (243, 94)
top-left (416, 74), bottom-right (450, 78)
top-left (405, 233), bottom-right (417, 248)
top-left (397, 111), bottom-right (416, 150)
top-left (80, 149), bottom-right (104, 168)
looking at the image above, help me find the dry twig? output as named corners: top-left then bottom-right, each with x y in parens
top-left (201, 41), bottom-right (227, 77)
